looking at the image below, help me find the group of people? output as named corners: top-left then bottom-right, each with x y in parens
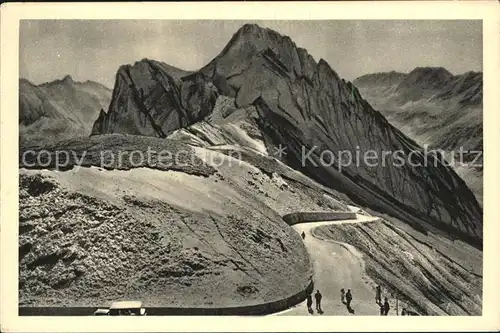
top-left (305, 285), bottom-right (411, 315)
top-left (376, 285), bottom-right (391, 315)
top-left (340, 288), bottom-right (355, 314)
top-left (306, 290), bottom-right (323, 314)
top-left (340, 288), bottom-right (353, 307)
top-left (307, 288), bottom-right (354, 314)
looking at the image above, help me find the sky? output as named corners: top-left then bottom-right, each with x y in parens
top-left (20, 20), bottom-right (482, 89)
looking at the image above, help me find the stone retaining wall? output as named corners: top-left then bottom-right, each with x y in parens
top-left (19, 281), bottom-right (314, 316)
top-left (282, 211), bottom-right (357, 225)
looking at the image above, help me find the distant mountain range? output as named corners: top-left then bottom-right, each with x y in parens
top-left (19, 75), bottom-right (112, 145)
top-left (353, 67), bottom-right (482, 154)
top-left (354, 67), bottom-right (483, 204)
top-left (88, 24), bottom-right (482, 244)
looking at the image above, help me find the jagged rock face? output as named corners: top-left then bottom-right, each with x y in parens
top-left (91, 24), bottom-right (482, 244)
top-left (199, 24), bottom-right (317, 98)
top-left (354, 69), bottom-right (483, 206)
top-left (200, 24), bottom-right (483, 243)
top-left (19, 77), bottom-right (111, 145)
top-left (91, 59), bottom-right (218, 137)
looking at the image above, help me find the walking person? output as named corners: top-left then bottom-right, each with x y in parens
top-left (383, 297), bottom-right (390, 315)
top-left (379, 303), bottom-right (385, 315)
top-left (345, 289), bottom-right (353, 308)
top-left (306, 293), bottom-right (313, 313)
top-left (314, 290), bottom-right (323, 313)
top-left (301, 231), bottom-right (306, 240)
top-left (340, 288), bottom-right (346, 304)
top-left (375, 285), bottom-right (381, 304)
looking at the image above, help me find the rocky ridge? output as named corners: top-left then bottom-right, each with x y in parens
top-left (353, 68), bottom-right (483, 152)
top-left (91, 24), bottom-right (482, 245)
top-left (20, 76), bottom-right (112, 145)
top-left (91, 59), bottom-right (217, 137)
top-left (354, 68), bottom-right (483, 204)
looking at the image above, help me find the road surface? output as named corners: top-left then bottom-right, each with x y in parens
top-left (276, 207), bottom-right (385, 316)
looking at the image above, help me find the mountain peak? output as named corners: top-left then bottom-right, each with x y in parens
top-left (239, 23), bottom-right (264, 33)
top-left (236, 23), bottom-right (273, 37)
top-left (402, 66), bottom-right (453, 89)
top-left (409, 66), bottom-right (452, 76)
top-left (134, 58), bottom-right (153, 66)
top-left (36, 74), bottom-right (77, 87)
top-left (353, 71), bottom-right (407, 89)
top-left (317, 58), bottom-right (341, 81)
top-left (91, 25), bottom-right (482, 246)
top-left (62, 75), bottom-right (74, 84)
top-left (201, 22), bottom-right (317, 86)
top-left (229, 23), bottom-right (291, 49)
top-left (19, 78), bottom-right (34, 86)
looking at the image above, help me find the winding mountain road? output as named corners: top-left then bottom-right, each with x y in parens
top-left (277, 208), bottom-right (384, 316)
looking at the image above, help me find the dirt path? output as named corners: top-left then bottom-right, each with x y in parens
top-left (276, 208), bottom-right (385, 316)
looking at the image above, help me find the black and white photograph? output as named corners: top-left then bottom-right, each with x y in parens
top-left (1, 1), bottom-right (500, 332)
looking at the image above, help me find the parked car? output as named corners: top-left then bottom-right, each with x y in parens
top-left (93, 308), bottom-right (110, 316)
top-left (93, 301), bottom-right (147, 316)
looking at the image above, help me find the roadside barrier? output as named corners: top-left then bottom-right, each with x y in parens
top-left (282, 211), bottom-right (357, 225)
top-left (19, 280), bottom-right (314, 316)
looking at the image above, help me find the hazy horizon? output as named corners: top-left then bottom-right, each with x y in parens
top-left (20, 20), bottom-right (482, 89)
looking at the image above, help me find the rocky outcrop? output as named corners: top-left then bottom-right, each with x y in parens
top-left (19, 161), bottom-right (313, 307)
top-left (91, 59), bottom-right (218, 137)
top-left (91, 24), bottom-right (482, 245)
top-left (202, 24), bottom-right (482, 243)
top-left (20, 134), bottom-right (216, 177)
top-left (19, 76), bottom-right (112, 145)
